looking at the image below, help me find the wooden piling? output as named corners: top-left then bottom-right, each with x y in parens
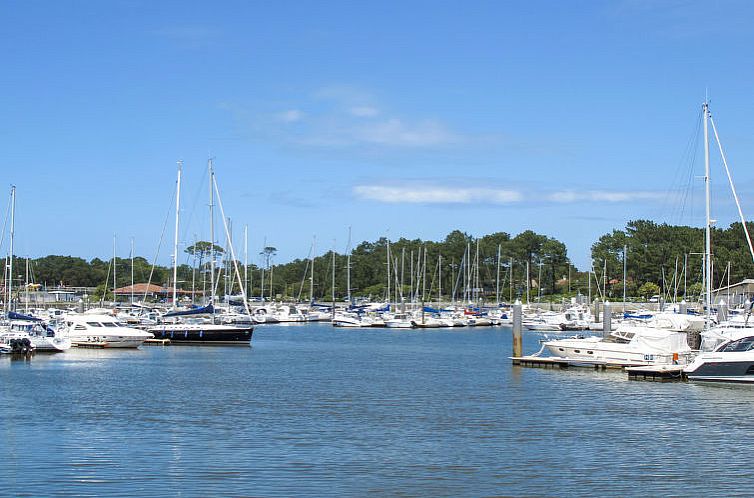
top-left (512, 300), bottom-right (522, 361)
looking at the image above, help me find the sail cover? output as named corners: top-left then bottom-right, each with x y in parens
top-left (163, 304), bottom-right (214, 318)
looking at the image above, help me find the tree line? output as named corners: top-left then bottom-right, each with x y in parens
top-left (6, 220), bottom-right (754, 303)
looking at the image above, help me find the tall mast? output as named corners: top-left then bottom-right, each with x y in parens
top-left (331, 241), bottom-right (336, 305)
top-left (8, 185), bottom-right (15, 312)
top-left (244, 225), bottom-right (248, 302)
top-left (25, 257), bottom-right (29, 313)
top-left (703, 101), bottom-right (712, 326)
top-left (131, 237), bottom-right (135, 304)
top-left (208, 158), bottom-right (216, 322)
top-left (173, 160), bottom-right (182, 309)
top-left (475, 240), bottom-right (480, 304)
top-left (386, 238), bottom-right (391, 304)
top-left (346, 227), bottom-right (352, 304)
top-left (509, 257), bottom-right (513, 303)
top-left (623, 245), bottom-right (627, 313)
top-left (310, 236), bottom-right (316, 302)
top-left (400, 246), bottom-right (406, 303)
top-left (496, 244), bottom-right (501, 305)
top-left (113, 234), bottom-right (117, 306)
top-left (260, 236), bottom-right (266, 301)
top-left (422, 246), bottom-right (427, 303)
top-left (438, 253), bottom-right (442, 304)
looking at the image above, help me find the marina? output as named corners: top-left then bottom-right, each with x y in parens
top-left (6, 1), bottom-right (754, 495)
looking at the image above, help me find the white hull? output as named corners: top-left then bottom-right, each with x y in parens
top-left (71, 337), bottom-right (147, 348)
top-left (30, 335), bottom-right (71, 352)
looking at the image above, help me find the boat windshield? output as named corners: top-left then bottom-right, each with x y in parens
top-left (718, 336), bottom-right (754, 353)
top-left (86, 322), bottom-right (103, 327)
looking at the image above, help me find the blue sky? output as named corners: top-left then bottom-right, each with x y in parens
top-left (4, 0), bottom-right (754, 271)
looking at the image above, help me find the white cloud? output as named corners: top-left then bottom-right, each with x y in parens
top-left (353, 185), bottom-right (665, 206)
top-left (276, 109), bottom-right (304, 123)
top-left (354, 185), bottom-right (523, 204)
top-left (548, 190), bottom-right (664, 203)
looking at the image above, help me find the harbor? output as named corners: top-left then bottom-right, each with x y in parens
top-left (7, 0), bottom-right (754, 495)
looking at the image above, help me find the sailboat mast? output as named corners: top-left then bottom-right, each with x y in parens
top-left (310, 236), bottom-right (316, 302)
top-left (438, 253), bottom-right (442, 304)
top-left (131, 237), bottom-right (135, 305)
top-left (703, 101), bottom-right (712, 325)
top-left (8, 185), bottom-right (15, 312)
top-left (623, 245), bottom-right (627, 313)
top-left (244, 225), bottom-right (248, 302)
top-left (496, 244), bottom-right (501, 305)
top-left (173, 160), bottom-right (182, 309)
top-left (509, 257), bottom-right (513, 303)
top-left (208, 158), bottom-right (216, 322)
top-left (386, 238), bottom-right (391, 304)
top-left (346, 228), bottom-right (352, 304)
top-left (113, 234), bottom-right (117, 306)
top-left (25, 257), bottom-right (29, 313)
top-left (331, 242), bottom-right (336, 305)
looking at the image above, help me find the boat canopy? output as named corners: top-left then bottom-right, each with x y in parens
top-left (163, 304), bottom-right (215, 318)
top-left (8, 311), bottom-right (42, 322)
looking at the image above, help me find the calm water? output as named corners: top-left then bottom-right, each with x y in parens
top-left (1, 323), bottom-right (752, 496)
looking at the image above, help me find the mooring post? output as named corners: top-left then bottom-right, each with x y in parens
top-left (593, 298), bottom-right (600, 323)
top-left (679, 299), bottom-right (687, 315)
top-left (512, 299), bottom-right (523, 359)
top-left (603, 301), bottom-right (611, 338)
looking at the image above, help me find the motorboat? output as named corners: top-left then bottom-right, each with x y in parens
top-left (383, 313), bottom-right (413, 328)
top-left (685, 329), bottom-right (754, 383)
top-left (543, 313), bottom-right (702, 366)
top-left (3, 313), bottom-right (71, 352)
top-left (63, 313), bottom-right (154, 348)
top-left (332, 311), bottom-right (379, 328)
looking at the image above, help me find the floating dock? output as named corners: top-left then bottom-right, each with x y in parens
top-left (143, 338), bottom-right (171, 346)
top-left (512, 355), bottom-right (687, 382)
top-left (625, 365), bottom-right (686, 382)
top-left (511, 355), bottom-right (617, 370)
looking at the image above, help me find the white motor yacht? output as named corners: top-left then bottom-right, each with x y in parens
top-left (543, 313), bottom-right (702, 366)
top-left (63, 313), bottom-right (154, 348)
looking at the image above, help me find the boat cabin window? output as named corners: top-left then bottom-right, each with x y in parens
top-left (719, 337), bottom-right (754, 353)
top-left (86, 322), bottom-right (103, 327)
top-left (102, 322), bottom-right (118, 327)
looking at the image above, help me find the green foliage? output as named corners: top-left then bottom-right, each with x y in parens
top-left (591, 219), bottom-right (754, 295)
top-left (638, 282), bottom-right (660, 299)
